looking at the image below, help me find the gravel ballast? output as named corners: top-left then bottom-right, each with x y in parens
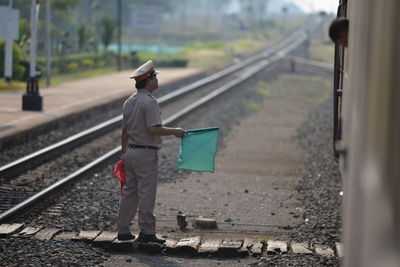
top-left (1, 236), bottom-right (108, 267)
top-left (294, 98), bottom-right (343, 247)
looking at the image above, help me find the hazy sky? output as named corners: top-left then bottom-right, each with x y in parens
top-left (287, 0), bottom-right (338, 13)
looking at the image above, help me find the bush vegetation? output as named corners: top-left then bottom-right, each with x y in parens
top-left (0, 41), bottom-right (25, 81)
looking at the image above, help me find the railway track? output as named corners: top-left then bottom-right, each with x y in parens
top-left (0, 17), bottom-right (323, 223)
top-left (0, 18), bottom-right (317, 181)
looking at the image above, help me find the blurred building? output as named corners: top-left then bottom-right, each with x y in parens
top-left (239, 0), bottom-right (269, 22)
top-left (267, 0), bottom-right (305, 15)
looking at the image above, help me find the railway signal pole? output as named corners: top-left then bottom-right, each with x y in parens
top-left (23, 0), bottom-right (42, 111)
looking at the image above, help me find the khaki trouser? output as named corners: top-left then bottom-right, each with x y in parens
top-left (117, 148), bottom-right (158, 235)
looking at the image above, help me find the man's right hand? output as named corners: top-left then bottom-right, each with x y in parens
top-left (174, 127), bottom-right (186, 137)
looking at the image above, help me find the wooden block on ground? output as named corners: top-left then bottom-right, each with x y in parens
top-left (290, 243), bottom-right (313, 254)
top-left (53, 231), bottom-right (79, 241)
top-left (267, 240), bottom-right (288, 254)
top-left (0, 223), bottom-right (24, 236)
top-left (176, 236), bottom-right (201, 255)
top-left (78, 230), bottom-right (101, 242)
top-left (239, 238), bottom-right (264, 256)
top-left (193, 217), bottom-right (217, 229)
top-left (198, 239), bottom-right (222, 256)
top-left (163, 239), bottom-right (178, 254)
top-left (315, 244), bottom-right (335, 257)
top-left (335, 243), bottom-right (344, 258)
top-left (217, 239), bottom-right (243, 258)
top-left (251, 240), bottom-right (264, 256)
top-left (35, 228), bottom-right (62, 240)
top-left (18, 226), bottom-right (43, 236)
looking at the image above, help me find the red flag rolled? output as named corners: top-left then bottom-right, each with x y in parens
top-left (114, 159), bottom-right (126, 194)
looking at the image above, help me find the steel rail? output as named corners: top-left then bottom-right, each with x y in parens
top-left (0, 18), bottom-right (320, 180)
top-left (0, 116), bottom-right (122, 179)
top-left (0, 17), bottom-right (323, 223)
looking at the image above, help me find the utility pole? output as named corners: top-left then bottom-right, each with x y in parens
top-left (180, 0), bottom-right (186, 34)
top-left (23, 0), bottom-right (42, 111)
top-left (4, 0), bottom-right (15, 83)
top-left (45, 0), bottom-right (51, 86)
top-left (117, 0), bottom-right (122, 71)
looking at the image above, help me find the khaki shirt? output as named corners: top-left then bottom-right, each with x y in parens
top-left (122, 89), bottom-right (162, 147)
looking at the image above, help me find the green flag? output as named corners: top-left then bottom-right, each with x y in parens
top-left (177, 127), bottom-right (220, 172)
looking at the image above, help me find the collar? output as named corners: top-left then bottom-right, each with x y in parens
top-left (138, 89), bottom-right (155, 98)
top-left (138, 89), bottom-right (152, 95)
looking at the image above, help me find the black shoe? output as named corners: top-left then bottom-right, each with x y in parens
top-left (117, 233), bottom-right (135, 241)
top-left (137, 232), bottom-right (166, 244)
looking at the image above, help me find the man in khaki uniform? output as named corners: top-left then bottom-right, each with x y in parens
top-left (117, 60), bottom-right (185, 243)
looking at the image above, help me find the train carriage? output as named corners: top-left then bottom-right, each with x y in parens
top-left (333, 0), bottom-right (400, 266)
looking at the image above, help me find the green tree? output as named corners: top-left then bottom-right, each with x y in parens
top-left (78, 25), bottom-right (87, 51)
top-left (51, 0), bottom-right (81, 22)
top-left (18, 19), bottom-right (30, 41)
top-left (17, 19), bottom-right (30, 54)
top-left (98, 16), bottom-right (116, 51)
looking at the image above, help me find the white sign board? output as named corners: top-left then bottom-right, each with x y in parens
top-left (129, 5), bottom-right (162, 31)
top-left (0, 7), bottom-right (19, 79)
top-left (0, 7), bottom-right (19, 40)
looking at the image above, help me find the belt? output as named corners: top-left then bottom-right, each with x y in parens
top-left (129, 144), bottom-right (160, 150)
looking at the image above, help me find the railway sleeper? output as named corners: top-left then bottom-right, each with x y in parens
top-left (1, 223), bottom-right (341, 259)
